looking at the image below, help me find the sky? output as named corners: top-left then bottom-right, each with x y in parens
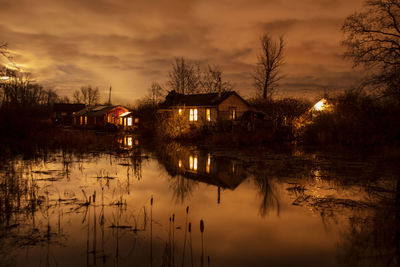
top-left (0, 0), bottom-right (365, 104)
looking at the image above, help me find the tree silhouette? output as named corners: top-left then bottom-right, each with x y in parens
top-left (253, 34), bottom-right (285, 100)
top-left (167, 57), bottom-right (201, 95)
top-left (342, 0), bottom-right (400, 101)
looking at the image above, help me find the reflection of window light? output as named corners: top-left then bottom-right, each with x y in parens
top-left (232, 162), bottom-right (235, 173)
top-left (206, 108), bottom-right (211, 121)
top-left (127, 137), bottom-right (132, 147)
top-left (178, 160), bottom-right (182, 168)
top-left (135, 118), bottom-right (139, 124)
top-left (178, 109), bottom-right (182, 115)
top-left (135, 139), bottom-right (139, 145)
top-left (206, 154), bottom-right (211, 173)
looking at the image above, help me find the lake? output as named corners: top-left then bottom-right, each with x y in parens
top-left (0, 133), bottom-right (398, 266)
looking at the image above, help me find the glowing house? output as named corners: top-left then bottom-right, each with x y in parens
top-left (159, 90), bottom-right (251, 126)
top-left (73, 105), bottom-right (139, 130)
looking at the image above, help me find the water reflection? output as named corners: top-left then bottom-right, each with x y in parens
top-left (153, 142), bottom-right (248, 203)
top-left (0, 135), bottom-right (399, 266)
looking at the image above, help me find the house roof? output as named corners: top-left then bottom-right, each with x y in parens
top-left (160, 91), bottom-right (250, 108)
top-left (74, 105), bottom-right (128, 117)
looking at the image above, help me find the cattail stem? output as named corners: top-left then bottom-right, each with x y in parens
top-left (172, 213), bottom-right (175, 265)
top-left (181, 206), bottom-right (189, 267)
top-left (189, 222), bottom-right (193, 267)
top-left (150, 196), bottom-right (153, 266)
top-left (200, 219), bottom-right (204, 267)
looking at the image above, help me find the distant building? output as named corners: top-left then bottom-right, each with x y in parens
top-left (52, 103), bottom-right (86, 124)
top-left (159, 90), bottom-right (251, 126)
top-left (73, 105), bottom-right (139, 131)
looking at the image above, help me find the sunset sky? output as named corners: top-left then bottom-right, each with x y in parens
top-left (0, 0), bottom-right (365, 104)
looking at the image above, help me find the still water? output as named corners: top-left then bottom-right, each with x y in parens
top-left (0, 135), bottom-right (399, 266)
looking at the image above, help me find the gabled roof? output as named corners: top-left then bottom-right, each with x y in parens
top-left (160, 91), bottom-right (250, 108)
top-left (74, 105), bottom-right (128, 117)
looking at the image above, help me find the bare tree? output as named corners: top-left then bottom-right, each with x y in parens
top-left (43, 88), bottom-right (59, 107)
top-left (73, 85), bottom-right (100, 105)
top-left (148, 82), bottom-right (164, 106)
top-left (342, 0), bottom-right (400, 101)
top-left (167, 57), bottom-right (201, 95)
top-left (200, 65), bottom-right (234, 93)
top-left (0, 42), bottom-right (9, 59)
top-left (253, 34), bottom-right (285, 100)
top-left (73, 90), bottom-right (81, 103)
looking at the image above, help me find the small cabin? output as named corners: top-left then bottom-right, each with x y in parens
top-left (73, 105), bottom-right (139, 131)
top-left (158, 91), bottom-right (251, 127)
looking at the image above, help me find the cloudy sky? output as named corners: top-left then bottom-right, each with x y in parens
top-left (0, 0), bottom-right (365, 104)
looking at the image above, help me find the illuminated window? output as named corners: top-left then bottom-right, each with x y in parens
top-left (232, 162), bottom-right (235, 173)
top-left (189, 155), bottom-right (193, 169)
top-left (120, 117), bottom-right (123, 125)
top-left (189, 155), bottom-right (197, 171)
top-left (229, 108), bottom-right (236, 120)
top-left (134, 139), bottom-right (139, 145)
top-left (134, 118), bottom-right (139, 124)
top-left (189, 109), bottom-right (198, 121)
top-left (107, 115), bottom-right (111, 123)
top-left (127, 117), bottom-right (132, 126)
top-left (178, 160), bottom-right (182, 168)
top-left (206, 108), bottom-right (211, 122)
top-left (84, 116), bottom-right (87, 125)
top-left (127, 137), bottom-right (132, 147)
top-left (80, 116), bottom-right (83, 125)
top-left (124, 118), bottom-right (127, 126)
top-left (178, 109), bottom-right (182, 115)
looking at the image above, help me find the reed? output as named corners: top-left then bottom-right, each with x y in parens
top-left (181, 206), bottom-right (189, 267)
top-left (200, 219), bottom-right (204, 267)
top-left (189, 222), bottom-right (193, 267)
top-left (150, 196), bottom-right (153, 266)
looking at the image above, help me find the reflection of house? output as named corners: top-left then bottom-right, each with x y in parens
top-left (177, 153), bottom-right (246, 190)
top-left (159, 144), bottom-right (247, 190)
top-left (118, 135), bottom-right (140, 150)
top-left (159, 90), bottom-right (251, 126)
top-left (73, 105), bottom-right (139, 130)
top-left (52, 103), bottom-right (86, 124)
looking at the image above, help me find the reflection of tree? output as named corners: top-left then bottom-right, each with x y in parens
top-left (337, 177), bottom-right (400, 266)
top-left (254, 175), bottom-right (280, 217)
top-left (169, 174), bottom-right (198, 204)
top-left (248, 161), bottom-right (282, 217)
top-left (0, 159), bottom-right (65, 266)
